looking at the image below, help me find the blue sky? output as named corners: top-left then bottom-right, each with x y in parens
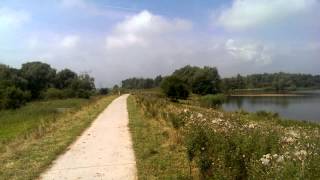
top-left (0, 0), bottom-right (319, 86)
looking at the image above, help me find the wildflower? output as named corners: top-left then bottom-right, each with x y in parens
top-left (282, 136), bottom-right (295, 143)
top-left (260, 157), bottom-right (270, 165)
top-left (197, 113), bottom-right (203, 118)
top-left (276, 155), bottom-right (284, 163)
top-left (201, 147), bottom-right (205, 151)
top-left (248, 123), bottom-right (256, 129)
top-left (260, 154), bottom-right (272, 166)
top-left (294, 150), bottom-right (307, 161)
top-left (273, 154), bottom-right (278, 158)
top-left (287, 130), bottom-right (300, 138)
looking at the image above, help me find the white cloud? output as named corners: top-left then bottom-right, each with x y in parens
top-left (217, 0), bottom-right (318, 30)
top-left (0, 7), bottom-right (30, 29)
top-left (225, 39), bottom-right (272, 65)
top-left (60, 35), bottom-right (80, 48)
top-left (106, 10), bottom-right (192, 49)
top-left (61, 0), bottom-right (87, 8)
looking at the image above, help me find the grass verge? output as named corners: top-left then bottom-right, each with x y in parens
top-left (132, 92), bottom-right (320, 179)
top-left (0, 95), bottom-right (117, 180)
top-left (127, 95), bottom-right (190, 179)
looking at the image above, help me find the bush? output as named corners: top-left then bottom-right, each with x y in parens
top-left (0, 87), bottom-right (31, 109)
top-left (99, 88), bottom-right (109, 95)
top-left (76, 89), bottom-right (91, 99)
top-left (160, 76), bottom-right (190, 101)
top-left (42, 88), bottom-right (65, 99)
top-left (199, 94), bottom-right (226, 108)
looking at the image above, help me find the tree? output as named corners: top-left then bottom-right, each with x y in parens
top-left (172, 65), bottom-right (221, 95)
top-left (99, 88), bottom-right (109, 95)
top-left (20, 62), bottom-right (56, 99)
top-left (55, 69), bottom-right (77, 89)
top-left (154, 75), bottom-right (163, 87)
top-left (192, 66), bottom-right (221, 95)
top-left (160, 76), bottom-right (190, 100)
top-left (70, 74), bottom-right (95, 98)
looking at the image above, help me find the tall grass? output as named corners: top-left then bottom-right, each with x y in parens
top-left (0, 95), bottom-right (117, 180)
top-left (198, 94), bottom-right (226, 108)
top-left (127, 95), bottom-right (190, 179)
top-left (131, 92), bottom-right (320, 179)
top-left (0, 99), bottom-right (88, 144)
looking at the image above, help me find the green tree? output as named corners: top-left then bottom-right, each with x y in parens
top-left (172, 65), bottom-right (221, 95)
top-left (20, 62), bottom-right (56, 99)
top-left (160, 76), bottom-right (190, 100)
top-left (55, 69), bottom-right (77, 89)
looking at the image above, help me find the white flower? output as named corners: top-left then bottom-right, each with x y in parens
top-left (273, 154), bottom-right (278, 158)
top-left (197, 113), bottom-right (203, 118)
top-left (276, 155), bottom-right (284, 163)
top-left (260, 157), bottom-right (270, 165)
top-left (260, 154), bottom-right (272, 165)
top-left (282, 136), bottom-right (295, 143)
top-left (287, 130), bottom-right (300, 138)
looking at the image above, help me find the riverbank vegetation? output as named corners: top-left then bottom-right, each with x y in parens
top-left (122, 66), bottom-right (320, 96)
top-left (128, 91), bottom-right (320, 179)
top-left (0, 95), bottom-right (117, 179)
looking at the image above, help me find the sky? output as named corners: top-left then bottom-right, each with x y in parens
top-left (0, 0), bottom-right (319, 87)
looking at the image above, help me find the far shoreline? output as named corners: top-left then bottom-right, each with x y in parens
top-left (229, 94), bottom-right (305, 97)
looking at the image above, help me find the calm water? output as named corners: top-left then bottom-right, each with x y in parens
top-left (222, 90), bottom-right (320, 122)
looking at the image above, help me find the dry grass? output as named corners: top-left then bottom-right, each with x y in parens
top-left (127, 95), bottom-right (191, 179)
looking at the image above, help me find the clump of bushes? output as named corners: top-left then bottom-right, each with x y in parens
top-left (0, 62), bottom-right (96, 110)
top-left (199, 94), bottom-right (226, 108)
top-left (0, 87), bottom-right (31, 109)
top-left (160, 76), bottom-right (190, 101)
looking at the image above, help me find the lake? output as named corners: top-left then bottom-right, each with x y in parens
top-left (222, 90), bottom-right (320, 122)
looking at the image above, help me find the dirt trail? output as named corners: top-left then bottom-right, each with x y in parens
top-left (41, 94), bottom-right (137, 180)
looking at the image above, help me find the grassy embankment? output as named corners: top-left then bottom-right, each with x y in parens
top-left (128, 91), bottom-right (320, 179)
top-left (127, 95), bottom-right (190, 179)
top-left (0, 95), bottom-right (117, 179)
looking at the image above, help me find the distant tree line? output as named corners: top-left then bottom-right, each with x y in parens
top-left (121, 76), bottom-right (163, 89)
top-left (222, 73), bottom-right (320, 92)
top-left (121, 65), bottom-right (222, 100)
top-left (0, 62), bottom-right (96, 109)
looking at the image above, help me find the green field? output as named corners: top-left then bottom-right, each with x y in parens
top-left (0, 98), bottom-right (88, 144)
top-left (0, 95), bottom-right (117, 180)
top-left (128, 92), bottom-right (320, 179)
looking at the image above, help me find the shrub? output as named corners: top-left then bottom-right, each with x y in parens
top-left (43, 88), bottom-right (65, 99)
top-left (199, 94), bottom-right (226, 108)
top-left (76, 89), bottom-right (91, 99)
top-left (0, 87), bottom-right (31, 109)
top-left (160, 76), bottom-right (190, 101)
top-left (99, 88), bottom-right (109, 95)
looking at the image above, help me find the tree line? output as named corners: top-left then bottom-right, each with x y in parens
top-left (0, 62), bottom-right (96, 109)
top-left (121, 76), bottom-right (163, 89)
top-left (122, 66), bottom-right (320, 100)
top-left (121, 65), bottom-right (222, 100)
top-left (222, 73), bottom-right (320, 92)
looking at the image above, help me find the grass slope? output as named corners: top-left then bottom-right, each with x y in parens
top-left (130, 92), bottom-right (320, 179)
top-left (0, 95), bottom-right (117, 180)
top-left (127, 95), bottom-right (190, 179)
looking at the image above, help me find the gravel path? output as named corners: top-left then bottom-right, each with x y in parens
top-left (41, 94), bottom-right (137, 180)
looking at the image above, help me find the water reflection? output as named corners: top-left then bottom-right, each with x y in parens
top-left (223, 91), bottom-right (320, 122)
